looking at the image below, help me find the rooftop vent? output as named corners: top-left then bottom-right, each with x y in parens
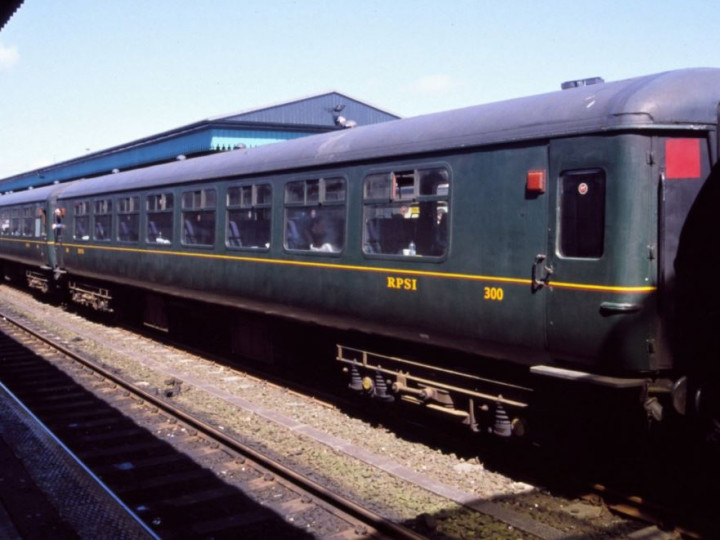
top-left (331, 104), bottom-right (357, 128)
top-left (561, 77), bottom-right (604, 90)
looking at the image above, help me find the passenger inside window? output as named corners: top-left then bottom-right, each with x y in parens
top-left (147, 193), bottom-right (174, 244)
top-left (286, 207), bottom-right (343, 252)
top-left (284, 177), bottom-right (345, 253)
top-left (363, 168), bottom-right (449, 257)
top-left (94, 200), bottom-right (112, 242)
top-left (226, 184), bottom-right (272, 250)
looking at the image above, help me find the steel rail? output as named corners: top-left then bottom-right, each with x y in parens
top-left (0, 307), bottom-right (424, 540)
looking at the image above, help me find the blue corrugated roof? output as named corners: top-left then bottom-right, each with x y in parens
top-left (217, 91), bottom-right (398, 127)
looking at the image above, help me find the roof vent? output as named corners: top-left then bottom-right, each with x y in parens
top-left (561, 77), bottom-right (604, 90)
top-left (331, 104), bottom-right (357, 128)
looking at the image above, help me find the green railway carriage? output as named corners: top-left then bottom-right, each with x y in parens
top-left (1, 68), bottom-right (719, 439)
top-left (0, 184), bottom-right (57, 287)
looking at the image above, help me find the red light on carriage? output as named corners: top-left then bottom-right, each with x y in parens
top-left (666, 138), bottom-right (701, 179)
top-left (526, 170), bottom-right (546, 193)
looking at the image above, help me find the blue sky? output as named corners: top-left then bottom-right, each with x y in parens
top-left (1, 0), bottom-right (718, 178)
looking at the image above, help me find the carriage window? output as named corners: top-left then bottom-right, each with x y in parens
top-left (73, 201), bottom-right (90, 240)
top-left (147, 193), bottom-right (174, 244)
top-left (93, 199), bottom-right (112, 242)
top-left (181, 188), bottom-right (216, 246)
top-left (0, 206), bottom-right (44, 237)
top-left (9, 208), bottom-right (20, 236)
top-left (226, 183), bottom-right (272, 249)
top-left (21, 206), bottom-right (34, 237)
top-left (34, 206), bottom-right (45, 238)
top-left (117, 196), bottom-right (139, 243)
top-left (362, 167), bottom-right (450, 257)
top-left (284, 178), bottom-right (345, 253)
top-left (559, 169), bottom-right (605, 258)
top-left (2, 208), bottom-right (19, 236)
top-left (0, 209), bottom-right (9, 235)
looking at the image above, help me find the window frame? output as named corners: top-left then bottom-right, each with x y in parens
top-left (557, 168), bottom-right (606, 259)
top-left (181, 187), bottom-right (217, 247)
top-left (226, 182), bottom-right (272, 251)
top-left (116, 195), bottom-right (140, 244)
top-left (93, 198), bottom-right (112, 242)
top-left (9, 207), bottom-right (20, 236)
top-left (73, 200), bottom-right (91, 241)
top-left (146, 192), bottom-right (175, 246)
top-left (283, 176), bottom-right (347, 255)
top-left (0, 208), bottom-right (8, 236)
top-left (20, 206), bottom-right (35, 237)
top-left (0, 206), bottom-right (24, 237)
top-left (33, 205), bottom-right (46, 239)
top-left (361, 166), bottom-right (450, 260)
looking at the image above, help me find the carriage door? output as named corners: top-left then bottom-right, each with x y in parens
top-left (48, 201), bottom-right (66, 269)
top-left (544, 136), bottom-right (650, 367)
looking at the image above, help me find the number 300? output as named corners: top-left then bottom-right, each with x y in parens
top-left (483, 287), bottom-right (504, 301)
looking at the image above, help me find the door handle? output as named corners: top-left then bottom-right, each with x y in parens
top-left (599, 302), bottom-right (642, 315)
top-left (532, 254), bottom-right (553, 291)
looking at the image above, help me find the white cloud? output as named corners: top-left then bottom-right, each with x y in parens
top-left (0, 42), bottom-right (19, 70)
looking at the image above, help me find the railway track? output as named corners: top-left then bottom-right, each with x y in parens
top-left (0, 310), bottom-right (422, 538)
top-left (0, 380), bottom-right (156, 538)
top-left (0, 288), bottom-right (577, 538)
top-left (2, 285), bottom-right (715, 538)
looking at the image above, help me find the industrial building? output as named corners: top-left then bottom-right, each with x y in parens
top-left (0, 92), bottom-right (400, 192)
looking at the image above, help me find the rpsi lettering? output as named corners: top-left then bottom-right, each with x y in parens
top-left (387, 276), bottom-right (418, 291)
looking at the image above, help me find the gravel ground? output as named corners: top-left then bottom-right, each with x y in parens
top-left (0, 286), bottom-right (648, 538)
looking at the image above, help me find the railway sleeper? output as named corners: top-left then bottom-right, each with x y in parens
top-left (337, 344), bottom-right (531, 438)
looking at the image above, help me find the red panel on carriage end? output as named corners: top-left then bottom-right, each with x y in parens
top-left (666, 138), bottom-right (701, 179)
top-left (526, 170), bottom-right (546, 193)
